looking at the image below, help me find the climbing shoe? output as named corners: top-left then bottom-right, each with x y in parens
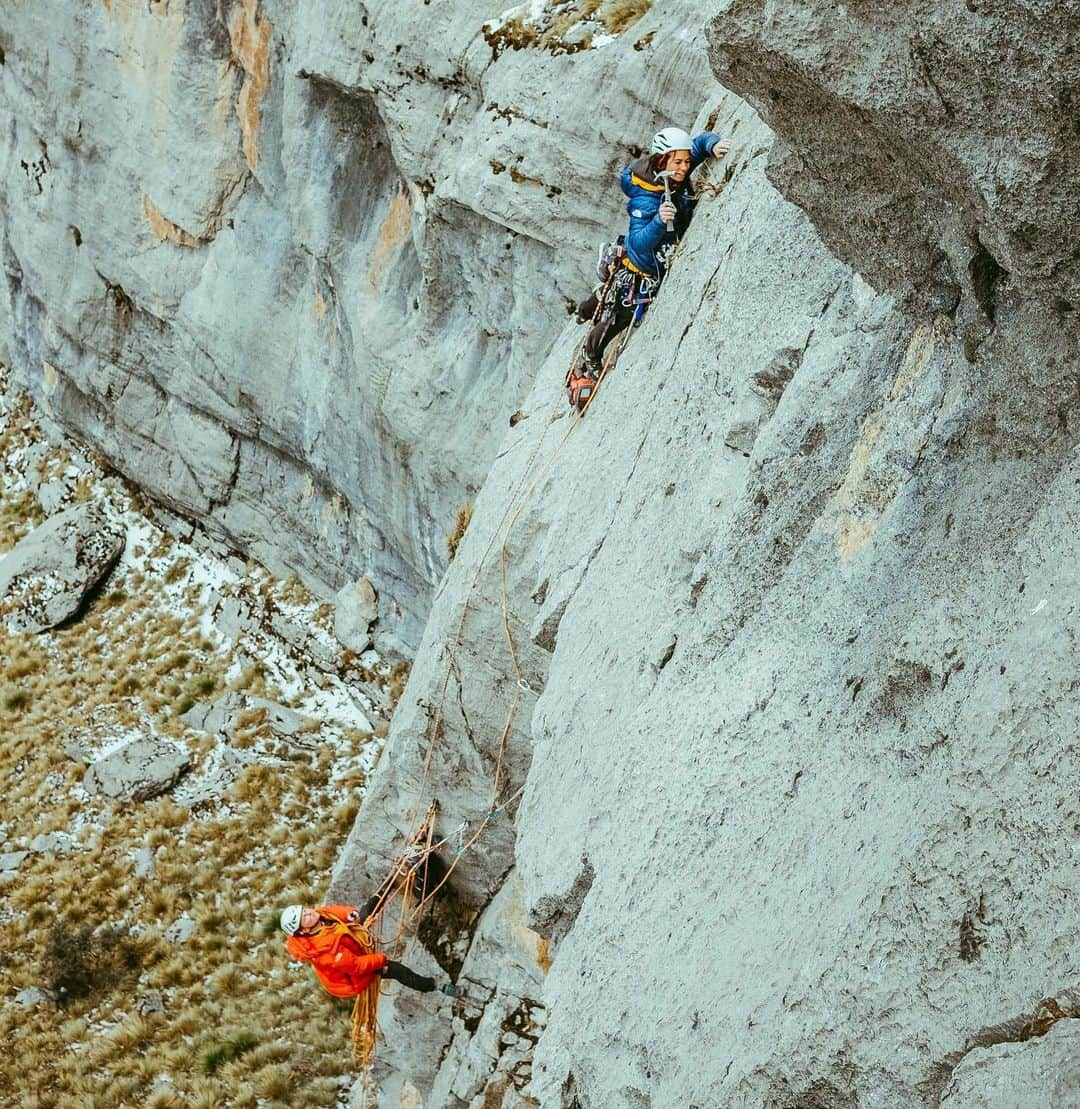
top-left (566, 370), bottom-right (594, 412)
top-left (440, 982), bottom-right (460, 998)
top-left (566, 353), bottom-right (600, 410)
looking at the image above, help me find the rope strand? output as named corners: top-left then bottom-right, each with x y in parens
top-left (349, 263), bottom-right (644, 1080)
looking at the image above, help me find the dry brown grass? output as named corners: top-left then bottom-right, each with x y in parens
top-left (0, 371), bottom-right (386, 1106)
top-left (385, 660), bottom-right (412, 711)
top-left (600, 0), bottom-right (652, 34)
top-left (446, 500), bottom-right (474, 562)
top-left (484, 0), bottom-right (650, 55)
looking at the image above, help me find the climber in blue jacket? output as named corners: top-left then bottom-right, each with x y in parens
top-left (576, 126), bottom-right (730, 377)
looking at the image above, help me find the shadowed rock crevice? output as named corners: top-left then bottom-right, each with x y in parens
top-left (528, 856), bottom-right (595, 949)
top-left (766, 1075), bottom-right (859, 1109)
top-left (922, 993), bottom-right (1080, 1104)
top-left (967, 239), bottom-right (1006, 325)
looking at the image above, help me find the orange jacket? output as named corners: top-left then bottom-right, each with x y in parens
top-left (285, 904), bottom-right (387, 998)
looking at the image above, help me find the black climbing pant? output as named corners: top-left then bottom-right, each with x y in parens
top-left (582, 298), bottom-right (636, 367)
top-left (382, 960), bottom-right (435, 993)
top-left (578, 266), bottom-right (657, 369)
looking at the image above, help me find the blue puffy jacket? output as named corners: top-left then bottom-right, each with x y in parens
top-left (620, 133), bottom-right (721, 278)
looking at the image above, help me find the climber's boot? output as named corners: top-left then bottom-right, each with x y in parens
top-left (566, 351), bottom-right (602, 410)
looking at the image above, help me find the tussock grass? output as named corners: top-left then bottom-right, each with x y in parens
top-left (3, 687), bottom-right (30, 711)
top-left (0, 367), bottom-right (388, 1106)
top-left (145, 1091), bottom-right (186, 1109)
top-left (386, 659), bottom-right (411, 710)
top-left (600, 0), bottom-right (652, 34)
top-left (43, 921), bottom-right (147, 1006)
top-left (203, 1030), bottom-right (259, 1074)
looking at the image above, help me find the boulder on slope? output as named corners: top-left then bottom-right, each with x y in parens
top-left (334, 577), bottom-right (379, 654)
top-left (83, 737), bottom-right (192, 803)
top-left (0, 504), bottom-right (125, 633)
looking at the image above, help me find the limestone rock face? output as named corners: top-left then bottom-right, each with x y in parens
top-left (136, 990), bottom-right (166, 1017)
top-left (131, 846), bottom-right (157, 880)
top-left (334, 577), bottom-right (379, 654)
top-left (706, 2), bottom-right (1080, 327)
top-left (15, 987), bottom-right (55, 1009)
top-left (330, 21), bottom-right (1078, 1109)
top-left (27, 832), bottom-right (75, 856)
top-left (2, 1), bottom-right (1077, 1106)
top-left (0, 851), bottom-right (29, 875)
top-left (0, 0), bottom-right (708, 647)
top-left (0, 503), bottom-right (125, 633)
top-left (164, 914), bottom-right (197, 945)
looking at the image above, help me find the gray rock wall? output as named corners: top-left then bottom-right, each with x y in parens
top-left (0, 0), bottom-right (707, 647)
top-left (706, 1), bottom-right (1080, 336)
top-left (329, 8), bottom-right (1078, 1108)
top-left (3, 1), bottom-right (1076, 1106)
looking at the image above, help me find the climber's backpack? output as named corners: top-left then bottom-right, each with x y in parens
top-left (595, 235), bottom-right (626, 282)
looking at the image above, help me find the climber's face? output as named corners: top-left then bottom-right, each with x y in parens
top-left (664, 149), bottom-right (692, 184)
top-left (299, 907), bottom-right (320, 933)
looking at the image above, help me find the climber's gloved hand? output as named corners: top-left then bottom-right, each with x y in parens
top-left (658, 200), bottom-right (677, 226)
top-left (712, 140), bottom-right (731, 159)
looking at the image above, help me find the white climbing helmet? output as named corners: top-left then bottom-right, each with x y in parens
top-left (280, 904), bottom-right (304, 936)
top-left (651, 126), bottom-right (693, 156)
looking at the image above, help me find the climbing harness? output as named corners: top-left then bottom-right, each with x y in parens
top-left (566, 259), bottom-right (655, 412)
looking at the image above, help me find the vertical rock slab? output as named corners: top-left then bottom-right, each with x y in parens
top-left (705, 2), bottom-right (1080, 317)
top-left (333, 72), bottom-right (1078, 1107)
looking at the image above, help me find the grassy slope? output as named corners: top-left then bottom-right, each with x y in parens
top-left (0, 370), bottom-right (405, 1108)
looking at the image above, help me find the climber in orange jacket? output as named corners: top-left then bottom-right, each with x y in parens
top-left (280, 904), bottom-right (457, 997)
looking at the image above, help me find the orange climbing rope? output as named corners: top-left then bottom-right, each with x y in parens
top-left (363, 328), bottom-right (627, 940)
top-left (403, 330), bottom-right (628, 922)
top-left (341, 318), bottom-right (634, 1095)
top-left (406, 159), bottom-right (717, 839)
top-left (346, 921), bottom-right (382, 1069)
